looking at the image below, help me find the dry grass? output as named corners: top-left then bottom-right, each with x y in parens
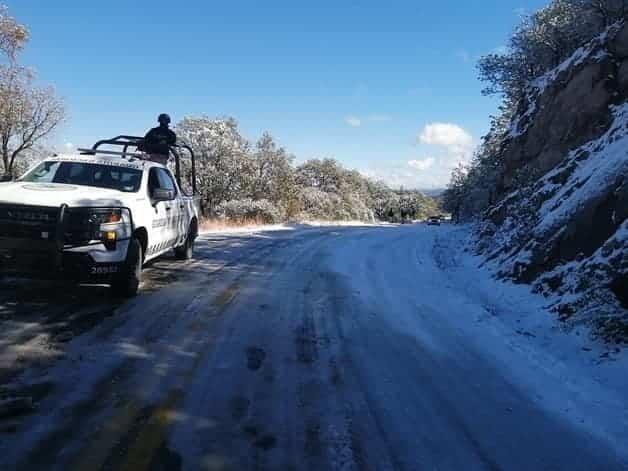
top-left (198, 217), bottom-right (386, 235)
top-left (198, 217), bottom-right (384, 233)
top-left (198, 217), bottom-right (270, 232)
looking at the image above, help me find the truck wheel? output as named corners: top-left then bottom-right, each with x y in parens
top-left (174, 226), bottom-right (194, 260)
top-left (111, 238), bottom-right (142, 297)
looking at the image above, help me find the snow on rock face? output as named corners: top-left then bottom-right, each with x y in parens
top-left (479, 23), bottom-right (628, 325)
top-left (500, 27), bottom-right (622, 191)
top-left (505, 30), bottom-right (615, 143)
top-left (532, 104), bottom-right (628, 246)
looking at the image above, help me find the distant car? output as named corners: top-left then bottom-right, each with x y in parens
top-left (427, 216), bottom-right (441, 226)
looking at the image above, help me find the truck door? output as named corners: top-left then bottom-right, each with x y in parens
top-left (170, 174), bottom-right (189, 245)
top-left (147, 168), bottom-right (173, 256)
top-left (155, 168), bottom-right (184, 249)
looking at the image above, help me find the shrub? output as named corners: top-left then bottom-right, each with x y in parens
top-left (215, 198), bottom-right (282, 224)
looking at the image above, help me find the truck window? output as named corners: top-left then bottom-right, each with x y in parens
top-left (21, 161), bottom-right (142, 192)
top-left (22, 161), bottom-right (61, 183)
top-left (148, 168), bottom-right (177, 197)
top-left (157, 169), bottom-right (177, 194)
top-left (148, 168), bottom-right (160, 196)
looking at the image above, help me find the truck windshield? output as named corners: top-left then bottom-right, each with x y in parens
top-left (21, 161), bottom-right (142, 193)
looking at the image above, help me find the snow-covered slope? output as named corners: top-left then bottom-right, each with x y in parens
top-left (477, 23), bottom-right (628, 333)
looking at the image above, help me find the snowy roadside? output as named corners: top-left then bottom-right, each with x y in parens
top-left (199, 223), bottom-right (296, 236)
top-left (432, 224), bottom-right (628, 457)
top-left (199, 220), bottom-right (391, 236)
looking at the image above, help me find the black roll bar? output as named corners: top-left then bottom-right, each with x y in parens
top-left (88, 135), bottom-right (197, 196)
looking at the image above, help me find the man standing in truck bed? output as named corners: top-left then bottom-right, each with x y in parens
top-left (143, 113), bottom-right (176, 165)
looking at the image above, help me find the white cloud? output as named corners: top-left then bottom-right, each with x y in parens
top-left (345, 116), bottom-right (362, 127)
top-left (361, 165), bottom-right (445, 190)
top-left (361, 122), bottom-right (475, 189)
top-left (360, 122), bottom-right (475, 190)
top-left (416, 122), bottom-right (474, 185)
top-left (65, 142), bottom-right (74, 149)
top-left (407, 157), bottom-right (435, 171)
top-left (418, 122), bottom-right (474, 155)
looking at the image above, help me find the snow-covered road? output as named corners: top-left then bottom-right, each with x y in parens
top-left (1, 224), bottom-right (627, 470)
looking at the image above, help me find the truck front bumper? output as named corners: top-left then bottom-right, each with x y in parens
top-left (0, 237), bottom-right (129, 282)
top-left (0, 203), bottom-right (133, 283)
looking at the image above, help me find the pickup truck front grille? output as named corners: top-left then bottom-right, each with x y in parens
top-left (0, 204), bottom-right (59, 241)
top-left (64, 211), bottom-right (95, 245)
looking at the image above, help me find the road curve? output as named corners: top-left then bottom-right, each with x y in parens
top-left (1, 225), bottom-right (626, 470)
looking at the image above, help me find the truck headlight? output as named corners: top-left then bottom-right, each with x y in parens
top-left (93, 209), bottom-right (132, 250)
top-left (71, 208), bottom-right (132, 250)
top-left (66, 208), bottom-right (132, 250)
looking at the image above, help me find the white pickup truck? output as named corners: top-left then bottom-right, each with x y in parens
top-left (0, 136), bottom-right (200, 296)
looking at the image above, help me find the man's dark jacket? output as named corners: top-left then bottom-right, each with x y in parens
top-left (143, 126), bottom-right (176, 155)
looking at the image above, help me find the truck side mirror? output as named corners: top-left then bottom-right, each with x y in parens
top-left (152, 188), bottom-right (175, 202)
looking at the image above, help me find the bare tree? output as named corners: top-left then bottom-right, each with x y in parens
top-left (0, 68), bottom-right (64, 176)
top-left (0, 5), bottom-right (64, 177)
top-left (0, 5), bottom-right (28, 61)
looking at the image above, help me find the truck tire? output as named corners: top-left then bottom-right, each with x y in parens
top-left (174, 225), bottom-right (195, 260)
top-left (111, 237), bottom-right (142, 297)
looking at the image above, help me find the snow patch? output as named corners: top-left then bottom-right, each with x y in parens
top-left (507, 25), bottom-right (617, 139)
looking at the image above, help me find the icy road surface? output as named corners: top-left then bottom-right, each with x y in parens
top-left (1, 224), bottom-right (627, 470)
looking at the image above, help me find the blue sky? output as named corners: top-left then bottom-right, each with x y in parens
top-left (9, 0), bottom-right (547, 189)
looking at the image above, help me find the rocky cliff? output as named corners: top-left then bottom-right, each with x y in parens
top-left (477, 23), bottom-right (628, 336)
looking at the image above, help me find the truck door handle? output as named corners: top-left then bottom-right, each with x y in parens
top-left (165, 207), bottom-right (172, 211)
